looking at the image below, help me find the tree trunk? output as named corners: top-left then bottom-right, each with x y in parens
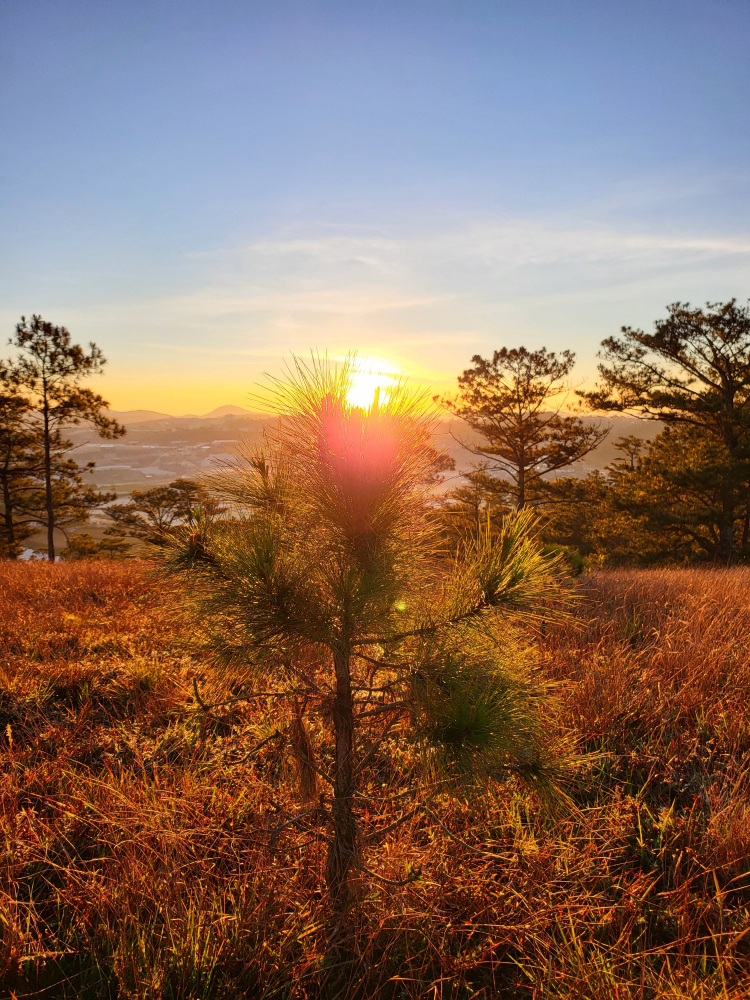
top-left (1, 470), bottom-right (17, 558)
top-left (720, 516), bottom-right (735, 567)
top-left (43, 401), bottom-right (55, 562)
top-left (517, 464), bottom-right (526, 510)
top-left (326, 645), bottom-right (358, 909)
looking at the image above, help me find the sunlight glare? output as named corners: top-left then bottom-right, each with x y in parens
top-left (345, 360), bottom-right (398, 410)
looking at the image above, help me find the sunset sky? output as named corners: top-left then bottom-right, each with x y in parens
top-left (1, 0), bottom-right (749, 414)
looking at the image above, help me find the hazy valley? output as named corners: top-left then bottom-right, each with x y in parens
top-left (71, 408), bottom-right (660, 495)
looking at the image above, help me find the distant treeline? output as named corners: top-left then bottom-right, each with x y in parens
top-left (3, 299), bottom-right (750, 566)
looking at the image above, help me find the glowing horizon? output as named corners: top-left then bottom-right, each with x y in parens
top-left (99, 352), bottom-right (447, 416)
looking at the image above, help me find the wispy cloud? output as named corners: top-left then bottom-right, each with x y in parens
top-left (163, 216), bottom-right (750, 343)
top-left (39, 214), bottom-right (750, 410)
top-left (238, 225), bottom-right (750, 267)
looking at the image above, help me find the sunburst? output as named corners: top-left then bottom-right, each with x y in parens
top-left (345, 359), bottom-right (399, 410)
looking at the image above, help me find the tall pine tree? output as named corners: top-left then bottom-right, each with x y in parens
top-left (5, 316), bottom-right (125, 560)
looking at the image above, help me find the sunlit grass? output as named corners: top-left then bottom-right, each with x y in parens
top-left (1, 561), bottom-right (749, 997)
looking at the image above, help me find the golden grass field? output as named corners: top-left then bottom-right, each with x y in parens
top-left (1, 562), bottom-right (749, 999)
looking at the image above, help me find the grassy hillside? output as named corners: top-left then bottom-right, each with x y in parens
top-left (1, 563), bottom-right (749, 998)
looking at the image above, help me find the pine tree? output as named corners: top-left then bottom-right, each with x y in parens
top-left (0, 374), bottom-right (44, 557)
top-left (581, 299), bottom-right (750, 563)
top-left (105, 478), bottom-right (212, 548)
top-left (6, 315), bottom-right (125, 561)
top-left (539, 429), bottom-right (750, 567)
top-left (442, 347), bottom-right (607, 510)
top-left (169, 358), bottom-right (574, 918)
top-left (440, 465), bottom-right (512, 546)
top-left (604, 426), bottom-right (750, 564)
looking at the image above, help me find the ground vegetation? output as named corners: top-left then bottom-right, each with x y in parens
top-left (1, 562), bottom-right (748, 998)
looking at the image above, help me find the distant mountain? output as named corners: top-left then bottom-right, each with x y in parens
top-left (196, 405), bottom-right (260, 419)
top-left (108, 409), bottom-right (172, 423)
top-left (106, 405), bottom-right (266, 424)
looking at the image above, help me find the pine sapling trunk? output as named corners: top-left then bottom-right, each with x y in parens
top-left (326, 644), bottom-right (358, 908)
top-left (43, 400), bottom-right (55, 562)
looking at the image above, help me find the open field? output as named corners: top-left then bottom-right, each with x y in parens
top-left (1, 562), bottom-right (749, 999)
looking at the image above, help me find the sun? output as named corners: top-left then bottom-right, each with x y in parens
top-left (345, 359), bottom-right (399, 410)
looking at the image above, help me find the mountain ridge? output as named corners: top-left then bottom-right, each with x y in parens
top-left (107, 405), bottom-right (266, 423)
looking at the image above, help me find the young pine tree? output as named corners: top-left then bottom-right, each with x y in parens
top-left (171, 358), bottom-right (573, 912)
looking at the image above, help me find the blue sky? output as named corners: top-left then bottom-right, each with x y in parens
top-left (1, 0), bottom-right (749, 412)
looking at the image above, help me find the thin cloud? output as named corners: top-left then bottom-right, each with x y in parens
top-left (38, 214), bottom-right (750, 412)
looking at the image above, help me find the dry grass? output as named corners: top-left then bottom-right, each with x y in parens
top-left (1, 562), bottom-right (749, 998)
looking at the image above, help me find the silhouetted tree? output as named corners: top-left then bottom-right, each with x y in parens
top-left (580, 300), bottom-right (750, 562)
top-left (422, 445), bottom-right (456, 487)
top-left (105, 478), bottom-right (208, 547)
top-left (5, 316), bottom-right (125, 560)
top-left (0, 372), bottom-right (43, 557)
top-left (609, 435), bottom-right (645, 473)
top-left (442, 348), bottom-right (607, 510)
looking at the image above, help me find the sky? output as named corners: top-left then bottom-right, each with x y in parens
top-left (1, 0), bottom-right (749, 414)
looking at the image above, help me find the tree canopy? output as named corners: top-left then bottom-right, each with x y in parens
top-left (581, 300), bottom-right (750, 563)
top-left (443, 347), bottom-right (607, 509)
top-left (581, 299), bottom-right (750, 452)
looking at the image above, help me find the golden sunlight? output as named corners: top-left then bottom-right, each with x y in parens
top-left (345, 359), bottom-right (398, 410)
